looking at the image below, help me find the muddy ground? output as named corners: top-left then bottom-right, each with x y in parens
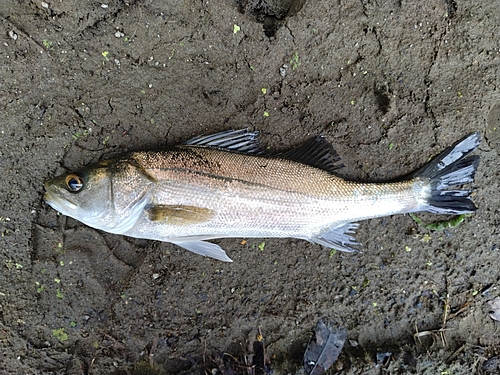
top-left (1, 1), bottom-right (500, 374)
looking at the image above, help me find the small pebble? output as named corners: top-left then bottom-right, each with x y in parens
top-left (280, 64), bottom-right (288, 77)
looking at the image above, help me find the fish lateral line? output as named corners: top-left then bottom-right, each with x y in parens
top-left (159, 165), bottom-right (318, 195)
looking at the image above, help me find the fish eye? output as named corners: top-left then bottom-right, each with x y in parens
top-left (65, 173), bottom-right (85, 193)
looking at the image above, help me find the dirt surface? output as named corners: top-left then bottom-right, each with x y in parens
top-left (1, 1), bottom-right (500, 374)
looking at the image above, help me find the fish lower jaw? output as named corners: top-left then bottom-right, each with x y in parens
top-left (44, 192), bottom-right (79, 212)
top-left (44, 200), bottom-right (84, 223)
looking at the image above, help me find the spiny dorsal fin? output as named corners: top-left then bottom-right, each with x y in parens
top-left (280, 136), bottom-right (343, 173)
top-left (184, 129), bottom-right (262, 154)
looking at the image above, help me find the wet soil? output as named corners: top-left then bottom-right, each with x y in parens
top-left (1, 1), bottom-right (500, 374)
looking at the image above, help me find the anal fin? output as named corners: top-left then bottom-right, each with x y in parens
top-left (309, 223), bottom-right (360, 252)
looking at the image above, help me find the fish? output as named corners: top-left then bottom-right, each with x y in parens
top-left (44, 129), bottom-right (480, 262)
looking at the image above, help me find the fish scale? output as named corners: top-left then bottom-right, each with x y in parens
top-left (44, 129), bottom-right (480, 262)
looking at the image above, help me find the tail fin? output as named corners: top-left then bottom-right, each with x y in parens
top-left (415, 132), bottom-right (480, 215)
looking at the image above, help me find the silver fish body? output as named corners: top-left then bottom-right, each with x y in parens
top-left (44, 130), bottom-right (480, 261)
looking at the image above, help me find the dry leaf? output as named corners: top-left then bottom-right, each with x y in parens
top-left (488, 297), bottom-right (500, 321)
top-left (303, 318), bottom-right (346, 375)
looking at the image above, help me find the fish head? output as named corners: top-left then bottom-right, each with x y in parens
top-left (44, 158), bottom-right (155, 233)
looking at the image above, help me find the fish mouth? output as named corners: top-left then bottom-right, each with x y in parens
top-left (43, 190), bottom-right (63, 213)
top-left (43, 191), bottom-right (59, 210)
top-left (43, 185), bottom-right (79, 214)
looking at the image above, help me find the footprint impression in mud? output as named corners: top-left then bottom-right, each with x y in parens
top-left (238, 0), bottom-right (307, 37)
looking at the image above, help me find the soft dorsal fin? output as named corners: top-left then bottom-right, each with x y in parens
top-left (184, 129), bottom-right (262, 154)
top-left (280, 135), bottom-right (343, 173)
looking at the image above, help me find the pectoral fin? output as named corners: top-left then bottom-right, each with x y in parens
top-left (145, 205), bottom-right (213, 225)
top-left (171, 240), bottom-right (233, 262)
top-left (310, 223), bottom-right (360, 252)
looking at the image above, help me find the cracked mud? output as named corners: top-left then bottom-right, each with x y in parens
top-left (1, 1), bottom-right (500, 374)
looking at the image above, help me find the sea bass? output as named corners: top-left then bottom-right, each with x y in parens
top-left (44, 129), bottom-right (480, 262)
